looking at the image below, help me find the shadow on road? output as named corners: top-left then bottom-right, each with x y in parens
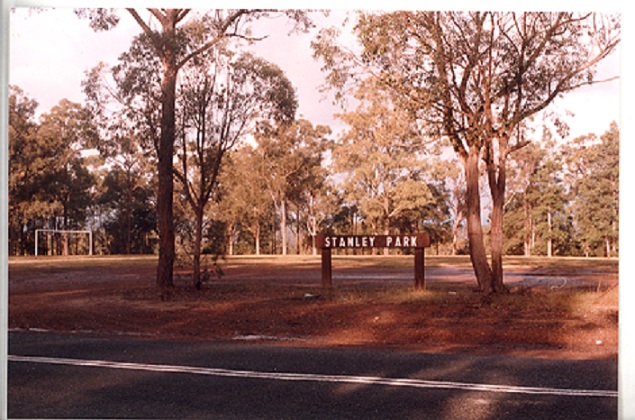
top-left (8, 332), bottom-right (618, 419)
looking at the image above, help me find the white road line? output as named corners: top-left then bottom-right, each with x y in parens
top-left (8, 354), bottom-right (617, 398)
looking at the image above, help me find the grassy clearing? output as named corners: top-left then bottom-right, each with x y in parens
top-left (225, 254), bottom-right (618, 270)
top-left (9, 253), bottom-right (618, 270)
top-left (8, 254), bottom-right (158, 269)
top-left (223, 254), bottom-right (321, 267)
top-left (501, 256), bottom-right (618, 270)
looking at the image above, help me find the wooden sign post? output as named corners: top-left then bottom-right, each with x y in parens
top-left (315, 233), bottom-right (431, 290)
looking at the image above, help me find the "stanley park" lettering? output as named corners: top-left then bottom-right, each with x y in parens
top-left (320, 235), bottom-right (428, 249)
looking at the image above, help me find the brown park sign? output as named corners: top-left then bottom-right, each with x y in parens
top-left (315, 233), bottom-right (431, 289)
top-left (316, 234), bottom-right (431, 250)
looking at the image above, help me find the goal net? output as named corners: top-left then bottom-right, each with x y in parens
top-left (34, 229), bottom-right (93, 256)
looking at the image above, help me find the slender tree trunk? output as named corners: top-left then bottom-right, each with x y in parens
top-left (280, 199), bottom-right (288, 255)
top-left (486, 146), bottom-right (508, 294)
top-left (296, 209), bottom-right (301, 255)
top-left (463, 147), bottom-right (493, 292)
top-left (228, 225), bottom-right (234, 256)
top-left (452, 231), bottom-right (459, 256)
top-left (63, 232), bottom-right (69, 256)
top-left (451, 210), bottom-right (463, 256)
top-left (353, 213), bottom-right (359, 256)
top-left (255, 224), bottom-right (261, 256)
top-left (489, 184), bottom-right (506, 292)
top-left (523, 194), bottom-right (532, 257)
top-left (126, 171), bottom-right (133, 254)
top-left (271, 216), bottom-right (276, 254)
top-left (125, 203), bottom-right (132, 255)
top-left (192, 210), bottom-right (203, 289)
top-left (62, 207), bottom-right (69, 256)
top-left (452, 183), bottom-right (464, 256)
top-left (156, 49), bottom-right (177, 293)
top-left (547, 209), bottom-right (553, 257)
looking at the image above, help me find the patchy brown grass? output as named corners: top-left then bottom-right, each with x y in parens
top-left (8, 255), bottom-right (618, 360)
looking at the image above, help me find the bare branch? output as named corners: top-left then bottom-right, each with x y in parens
top-left (147, 8), bottom-right (168, 27)
top-left (177, 9), bottom-right (261, 70)
top-left (176, 9), bottom-right (191, 24)
top-left (126, 8), bottom-right (163, 49)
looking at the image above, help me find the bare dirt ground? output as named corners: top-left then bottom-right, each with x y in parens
top-left (8, 255), bottom-right (618, 361)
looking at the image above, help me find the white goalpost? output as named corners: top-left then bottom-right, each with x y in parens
top-left (34, 229), bottom-right (93, 256)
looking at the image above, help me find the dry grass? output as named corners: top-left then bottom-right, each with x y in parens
top-left (9, 254), bottom-right (618, 359)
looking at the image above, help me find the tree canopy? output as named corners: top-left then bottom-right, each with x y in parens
top-left (313, 11), bottom-right (620, 293)
top-left (78, 8), bottom-right (314, 292)
top-left (7, 10), bottom-right (621, 299)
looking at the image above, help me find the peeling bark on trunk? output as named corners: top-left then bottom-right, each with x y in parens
top-left (488, 180), bottom-right (507, 293)
top-left (463, 147), bottom-right (492, 292)
top-left (156, 48), bottom-right (177, 293)
top-left (485, 139), bottom-right (508, 294)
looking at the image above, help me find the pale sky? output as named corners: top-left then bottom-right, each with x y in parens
top-left (9, 7), bottom-right (621, 142)
top-left (9, 8), bottom-right (348, 131)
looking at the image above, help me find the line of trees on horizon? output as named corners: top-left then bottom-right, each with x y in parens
top-left (9, 83), bottom-right (619, 261)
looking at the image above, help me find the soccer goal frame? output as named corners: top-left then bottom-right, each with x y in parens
top-left (34, 229), bottom-right (93, 256)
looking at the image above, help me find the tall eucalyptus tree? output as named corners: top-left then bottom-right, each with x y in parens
top-left (79, 8), bottom-right (312, 292)
top-left (314, 11), bottom-right (619, 293)
top-left (176, 50), bottom-right (297, 288)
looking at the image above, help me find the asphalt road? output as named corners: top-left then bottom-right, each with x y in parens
top-left (8, 332), bottom-right (617, 419)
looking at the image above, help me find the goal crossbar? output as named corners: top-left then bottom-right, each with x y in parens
top-left (34, 229), bottom-right (93, 256)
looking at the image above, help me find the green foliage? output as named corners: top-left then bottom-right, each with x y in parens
top-left (502, 195), bottom-right (526, 255)
top-left (525, 153), bottom-right (570, 256)
top-left (8, 89), bottom-right (97, 255)
top-left (98, 164), bottom-right (157, 255)
top-left (504, 123), bottom-right (619, 258)
top-left (75, 8), bottom-right (120, 31)
top-left (252, 119), bottom-right (331, 255)
top-left (215, 147), bottom-right (275, 255)
top-left (175, 48), bottom-right (300, 283)
top-left (210, 120), bottom-right (334, 256)
top-left (83, 34), bottom-right (163, 156)
top-left (565, 123), bottom-right (619, 257)
top-left (8, 86), bottom-right (41, 255)
top-left (332, 79), bottom-right (435, 236)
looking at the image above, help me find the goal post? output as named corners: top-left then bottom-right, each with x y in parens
top-left (34, 229), bottom-right (93, 256)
